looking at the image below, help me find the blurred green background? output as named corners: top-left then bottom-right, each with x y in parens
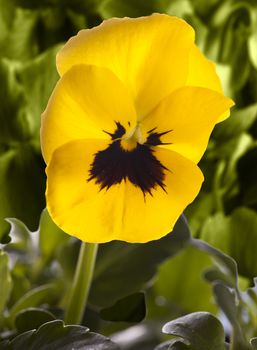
top-left (1, 0), bottom-right (257, 348)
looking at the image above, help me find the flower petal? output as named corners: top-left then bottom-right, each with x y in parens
top-left (46, 139), bottom-right (126, 243)
top-left (187, 45), bottom-right (222, 92)
top-left (46, 139), bottom-right (203, 243)
top-left (142, 86), bottom-right (234, 163)
top-left (41, 64), bottom-right (137, 164)
top-left (119, 148), bottom-right (204, 243)
top-left (56, 14), bottom-right (195, 118)
top-left (187, 45), bottom-right (230, 122)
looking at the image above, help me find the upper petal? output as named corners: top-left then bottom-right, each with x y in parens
top-left (187, 45), bottom-right (230, 122)
top-left (41, 64), bottom-right (137, 164)
top-left (187, 45), bottom-right (223, 92)
top-left (57, 14), bottom-right (195, 118)
top-left (142, 86), bottom-right (234, 163)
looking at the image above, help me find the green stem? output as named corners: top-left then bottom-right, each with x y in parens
top-left (65, 242), bottom-right (98, 324)
top-left (230, 324), bottom-right (249, 350)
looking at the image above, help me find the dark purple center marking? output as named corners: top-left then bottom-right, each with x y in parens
top-left (88, 122), bottom-right (171, 195)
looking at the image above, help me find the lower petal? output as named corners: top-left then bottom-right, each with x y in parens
top-left (118, 148), bottom-right (204, 242)
top-left (46, 140), bottom-right (203, 243)
top-left (46, 139), bottom-right (126, 243)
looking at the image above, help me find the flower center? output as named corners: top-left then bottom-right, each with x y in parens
top-left (120, 123), bottom-right (146, 151)
top-left (87, 121), bottom-right (171, 196)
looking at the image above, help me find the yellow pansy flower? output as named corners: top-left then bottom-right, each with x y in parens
top-left (41, 14), bottom-right (234, 243)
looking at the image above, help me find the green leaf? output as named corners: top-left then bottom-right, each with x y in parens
top-left (100, 292), bottom-right (146, 323)
top-left (0, 251), bottom-right (12, 324)
top-left (248, 8), bottom-right (257, 69)
top-left (218, 6), bottom-right (251, 56)
top-left (157, 0), bottom-right (193, 19)
top-left (213, 104), bottom-right (257, 140)
top-left (213, 283), bottom-right (251, 350)
top-left (203, 3), bottom-right (252, 91)
top-left (57, 240), bottom-right (80, 281)
top-left (200, 213), bottom-right (231, 253)
top-left (213, 283), bottom-right (237, 325)
top-left (191, 238), bottom-right (238, 289)
top-left (8, 284), bottom-right (60, 326)
top-left (98, 0), bottom-right (157, 19)
top-left (250, 338), bottom-right (257, 349)
top-left (215, 63), bottom-right (232, 97)
top-left (7, 262), bottom-right (31, 308)
top-left (0, 7), bottom-right (39, 60)
top-left (15, 308), bottom-right (55, 333)
top-left (66, 9), bottom-right (87, 32)
top-left (162, 312), bottom-right (226, 350)
top-left (185, 192), bottom-right (214, 236)
top-left (200, 208), bottom-right (257, 278)
top-left (209, 132), bottom-right (252, 166)
top-left (0, 0), bottom-right (15, 44)
top-left (0, 320), bottom-right (120, 350)
top-left (17, 45), bottom-right (60, 144)
top-left (228, 208), bottom-right (257, 278)
top-left (5, 218), bottom-right (31, 240)
top-left (90, 215), bottom-right (191, 307)
top-left (154, 245), bottom-right (216, 315)
top-left (248, 33), bottom-right (257, 69)
top-left (230, 47), bottom-right (250, 93)
top-left (221, 6), bottom-right (251, 90)
top-left (4, 218), bottom-right (32, 251)
top-left (237, 148), bottom-right (257, 207)
top-left (204, 267), bottom-right (235, 289)
top-left (38, 209), bottom-right (70, 264)
top-left (189, 0), bottom-right (221, 19)
top-left (0, 145), bottom-right (46, 242)
top-left (218, 134), bottom-right (253, 194)
top-left (0, 59), bottom-right (29, 145)
top-left (247, 277), bottom-right (257, 307)
top-left (155, 339), bottom-right (188, 350)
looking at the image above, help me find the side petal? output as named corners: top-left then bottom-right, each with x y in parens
top-left (118, 148), bottom-right (204, 243)
top-left (187, 45), bottom-right (223, 92)
top-left (142, 86), bottom-right (234, 163)
top-left (187, 45), bottom-right (230, 122)
top-left (57, 14), bottom-right (195, 118)
top-left (46, 139), bottom-right (126, 243)
top-left (46, 140), bottom-right (203, 243)
top-left (41, 64), bottom-right (137, 164)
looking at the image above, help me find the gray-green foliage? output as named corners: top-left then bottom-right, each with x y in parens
top-left (0, 320), bottom-right (120, 350)
top-left (0, 211), bottom-right (191, 347)
top-left (161, 312), bottom-right (226, 350)
top-left (0, 251), bottom-right (12, 326)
